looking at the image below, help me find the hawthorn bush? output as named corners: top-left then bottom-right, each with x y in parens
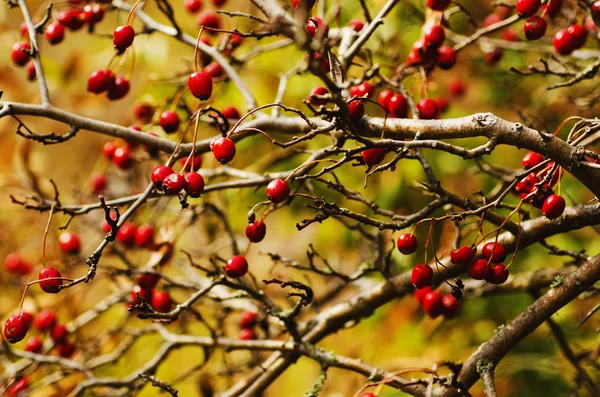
top-left (1, 0), bottom-right (600, 396)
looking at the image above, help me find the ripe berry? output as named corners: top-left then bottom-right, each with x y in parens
top-left (225, 255), bottom-right (248, 278)
top-left (423, 25), bottom-right (445, 48)
top-left (159, 110), bottom-right (180, 133)
top-left (4, 315), bottom-right (28, 343)
top-left (162, 173), bottom-right (187, 195)
top-left (57, 342), bottom-right (76, 358)
top-left (83, 4), bottom-right (104, 25)
top-left (415, 286), bottom-right (433, 304)
top-left (152, 290), bottom-right (172, 312)
top-left (442, 295), bottom-right (460, 317)
top-left (308, 86), bottom-right (329, 105)
top-left (222, 105), bottom-right (241, 119)
top-left (348, 99), bottom-right (365, 120)
top-left (417, 98), bottom-right (439, 119)
top-left (306, 17), bottom-right (329, 38)
top-left (362, 148), bottom-right (386, 166)
top-left (87, 70), bottom-right (115, 94)
top-left (448, 79), bottom-right (466, 97)
top-left (184, 172), bottom-right (205, 197)
top-left (437, 46), bottom-right (457, 69)
top-left (151, 165), bottom-right (174, 188)
top-left (468, 259), bottom-right (491, 280)
top-left (135, 225), bottom-right (154, 247)
top-left (350, 81), bottom-right (375, 98)
top-left (4, 253), bottom-right (33, 275)
top-left (102, 142), bottom-right (117, 159)
top-left (39, 268), bottom-right (63, 293)
top-left (411, 264), bottom-right (433, 289)
top-left (422, 290), bottom-right (444, 317)
top-left (524, 16), bottom-right (547, 40)
top-left (197, 11), bottom-right (220, 33)
top-left (553, 29), bottom-right (576, 55)
top-left (240, 328), bottom-right (256, 340)
top-left (134, 103), bottom-right (155, 123)
top-left (487, 264), bottom-right (509, 284)
top-left (240, 311), bottom-right (257, 329)
top-left (361, 394), bottom-right (376, 397)
top-left (522, 152), bottom-right (545, 168)
top-left (184, 0), bottom-right (202, 13)
top-left (516, 0), bottom-right (540, 18)
top-left (266, 179), bottom-right (290, 204)
top-left (107, 76), bottom-right (130, 100)
top-left (312, 51), bottom-right (330, 72)
top-left (567, 24), bottom-right (588, 49)
top-left (113, 25), bottom-right (135, 52)
top-left (34, 309), bottom-right (57, 332)
top-left (51, 324), bottom-right (68, 343)
top-left (378, 89), bottom-right (394, 111)
top-left (426, 0), bottom-right (451, 11)
top-left (129, 285), bottom-right (152, 306)
top-left (450, 246), bottom-right (475, 265)
top-left (11, 42), bottom-right (31, 66)
top-left (542, 0), bottom-right (562, 18)
top-left (436, 96), bottom-right (449, 113)
top-left (90, 173), bottom-right (107, 194)
top-left (116, 222), bottom-right (137, 246)
top-left (20, 312), bottom-right (33, 328)
top-left (45, 22), bottom-right (65, 45)
top-left (245, 221), bottom-right (266, 243)
top-left (348, 19), bottom-right (364, 32)
top-left (204, 62), bottom-right (223, 79)
top-left (409, 39), bottom-right (438, 65)
top-left (397, 233), bottom-right (417, 254)
top-left (292, 0), bottom-right (316, 9)
top-left (482, 242), bottom-right (506, 263)
top-left (388, 94), bottom-right (408, 118)
top-left (503, 29), bottom-right (519, 42)
top-left (112, 146), bottom-right (132, 169)
top-left (6, 377), bottom-right (29, 396)
top-left (542, 194), bottom-right (565, 219)
top-left (26, 60), bottom-right (36, 81)
top-left (594, 1), bottom-right (600, 16)
top-left (188, 71), bottom-right (213, 100)
top-left (181, 156), bottom-right (203, 172)
top-left (136, 273), bottom-right (159, 289)
top-left (58, 10), bottom-right (85, 31)
top-left (59, 231), bottom-right (81, 254)
top-left (484, 48), bottom-right (504, 64)
top-left (24, 336), bottom-right (43, 353)
top-left (211, 137), bottom-right (236, 164)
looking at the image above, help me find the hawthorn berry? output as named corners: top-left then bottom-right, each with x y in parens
top-left (567, 24), bottom-right (588, 49)
top-left (152, 290), bottom-right (172, 312)
top-left (188, 71), bottom-right (213, 100)
top-left (107, 76), bottom-right (130, 100)
top-left (159, 111), bottom-right (180, 133)
top-left (522, 152), bottom-right (545, 169)
top-left (593, 1), bottom-right (600, 17)
top-left (113, 146), bottom-right (133, 169)
top-left (197, 11), bottom-right (220, 33)
top-left (45, 22), bottom-right (65, 45)
top-left (245, 221), bottom-right (266, 243)
top-left (542, 0), bottom-right (562, 18)
top-left (362, 148), bottom-right (387, 166)
top-left (348, 19), bottom-right (364, 32)
top-left (266, 179), bottom-right (290, 204)
top-left (410, 39), bottom-right (438, 65)
top-left (34, 309), bottom-right (57, 332)
top-left (239, 328), bottom-right (256, 340)
top-left (239, 311), bottom-right (258, 329)
top-left (20, 312), bottom-right (33, 328)
top-left (377, 90), bottom-right (394, 111)
top-left (102, 142), bottom-right (117, 159)
top-left (448, 79), bottom-right (466, 97)
top-left (87, 70), bottom-right (116, 94)
top-left (450, 246), bottom-right (475, 265)
top-left (516, 0), bottom-right (540, 18)
top-left (134, 103), bottom-right (155, 123)
top-left (51, 324), bottom-right (68, 343)
top-left (524, 16), bottom-right (547, 41)
top-left (11, 42), bottom-right (31, 66)
top-left (312, 51), bottom-right (330, 72)
top-left (487, 264), bottom-right (509, 284)
top-left (57, 342), bottom-right (76, 358)
top-left (162, 173), bottom-right (187, 195)
top-left (411, 264), bottom-right (433, 289)
top-left (59, 231), bottom-right (81, 254)
top-left (442, 294), bottom-right (460, 317)
top-left (482, 242), bottom-right (506, 263)
top-left (292, 0), bottom-right (315, 10)
top-left (437, 46), bottom-right (457, 69)
top-left (309, 86), bottom-right (329, 105)
top-left (542, 194), bottom-right (565, 219)
top-left (503, 29), bottom-right (519, 42)
top-left (423, 25), bottom-right (445, 48)
top-left (415, 286), bottom-right (433, 304)
top-left (350, 81), bottom-right (375, 98)
top-left (417, 98), bottom-right (439, 119)
top-left (184, 0), bottom-right (202, 13)
top-left (422, 290), bottom-right (444, 318)
top-left (151, 165), bottom-right (175, 188)
top-left (24, 336), bottom-right (43, 353)
top-left (484, 48), bottom-right (504, 64)
top-left (4, 253), bottom-right (33, 275)
top-left (4, 315), bottom-right (28, 343)
top-left (116, 222), bottom-right (137, 246)
top-left (136, 273), bottom-right (159, 290)
top-left (184, 172), bottom-right (205, 197)
top-left (397, 233), bottom-right (417, 254)
top-left (225, 255), bottom-right (248, 278)
top-left (426, 0), bottom-right (451, 11)
top-left (58, 10), bottom-right (85, 31)
top-left (436, 96), bottom-right (449, 113)
top-left (306, 17), bottom-right (329, 38)
top-left (135, 225), bottom-right (154, 247)
top-left (468, 259), bottom-right (491, 280)
top-left (388, 94), bottom-right (408, 118)
top-left (211, 137), bottom-right (236, 164)
top-left (129, 285), bottom-right (153, 306)
top-left (553, 29), bottom-right (576, 55)
top-left (221, 105), bottom-right (241, 120)
top-left (26, 60), bottom-right (36, 81)
top-left (348, 99), bottom-right (365, 120)
top-left (39, 268), bottom-right (63, 293)
top-left (361, 394), bottom-right (376, 397)
top-left (6, 377), bottom-right (29, 396)
top-left (82, 4), bottom-right (104, 25)
top-left (90, 173), bottom-right (107, 194)
top-left (211, 0), bottom-right (226, 6)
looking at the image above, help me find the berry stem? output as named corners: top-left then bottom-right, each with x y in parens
top-left (193, 27), bottom-right (205, 73)
top-left (126, 0), bottom-right (145, 26)
top-left (42, 204), bottom-right (55, 268)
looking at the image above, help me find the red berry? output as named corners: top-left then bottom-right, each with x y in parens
top-left (211, 137), bottom-right (236, 164)
top-left (90, 173), bottom-right (107, 194)
top-left (204, 62), bottom-right (223, 79)
top-left (348, 19), bottom-right (364, 32)
top-left (436, 96), bottom-right (449, 113)
top-left (415, 286), bottom-right (433, 304)
top-left (112, 146), bottom-right (132, 169)
top-left (211, 0), bottom-right (226, 6)
top-left (468, 259), bottom-right (491, 280)
top-left (128, 285), bottom-right (152, 306)
top-left (39, 268), bottom-right (63, 293)
top-left (11, 42), bottom-right (31, 66)
top-left (482, 242), bottom-right (506, 263)
top-left (20, 312), bottom-right (33, 328)
top-left (225, 255), bottom-right (248, 278)
top-left (116, 222), bottom-right (137, 246)
top-left (348, 99), bottom-right (365, 120)
top-left (312, 51), bottom-right (330, 72)
top-left (34, 309), bottom-right (57, 332)
top-left (388, 94), bottom-right (408, 118)
top-left (567, 24), bottom-right (588, 49)
top-left (6, 377), bottom-right (29, 396)
top-left (239, 311), bottom-right (257, 329)
top-left (483, 13), bottom-right (503, 28)
top-left (522, 152), bottom-right (545, 168)
top-left (593, 1), bottom-right (600, 17)
top-left (442, 295), bottom-right (460, 317)
top-left (524, 16), bottom-right (546, 40)
top-left (184, 172), bottom-right (205, 197)
top-left (409, 39), bottom-right (437, 65)
top-left (426, 0), bottom-right (451, 11)
top-left (25, 336), bottom-right (43, 353)
top-left (4, 253), bottom-right (33, 275)
top-left (134, 103), bottom-right (155, 123)
top-left (4, 315), bottom-right (28, 343)
top-left (181, 156), bottom-right (203, 171)
top-left (306, 17), bottom-right (329, 38)
top-left (152, 290), bottom-right (172, 312)
top-left (51, 324), bottom-right (68, 343)
top-left (424, 25), bottom-right (445, 48)
top-left (239, 328), bottom-right (256, 340)
top-left (197, 11), bottom-right (220, 33)
top-left (503, 29), bottom-right (519, 42)
top-left (83, 4), bottom-right (104, 25)
top-left (448, 79), bottom-right (466, 97)
top-left (516, 0), bottom-right (540, 17)
top-left (102, 142), bottom-right (117, 159)
top-left (245, 221), bottom-right (266, 243)
top-left (292, 0), bottom-right (316, 9)
top-left (162, 173), bottom-right (187, 195)
top-left (135, 225), bottom-right (154, 247)
top-left (484, 48), bottom-right (504, 64)
top-left (411, 264), bottom-right (433, 289)
top-left (107, 76), bottom-right (130, 100)
top-left (355, 81), bottom-right (375, 98)
top-left (309, 86), bottom-right (329, 105)
top-left (542, 0), bottom-right (562, 18)
top-left (151, 165), bottom-right (174, 188)
top-left (422, 290), bottom-right (444, 317)
top-left (417, 98), bottom-right (439, 119)
top-left (397, 233), bottom-right (417, 254)
top-left (26, 60), bottom-right (36, 81)
top-left (87, 69), bottom-right (116, 94)
top-left (59, 231), bottom-right (81, 254)
top-left (159, 110), bottom-right (180, 133)
top-left (553, 29), bottom-right (576, 55)
top-left (437, 46), bottom-right (457, 69)
top-left (487, 264), bottom-right (509, 284)
top-left (362, 148), bottom-right (386, 166)
top-left (188, 71), bottom-right (213, 100)
top-left (57, 342), bottom-right (76, 358)
top-left (58, 10), bottom-right (85, 31)
top-left (184, 0), bottom-right (202, 13)
top-left (542, 194), bottom-right (566, 219)
top-left (378, 90), bottom-right (394, 111)
top-left (266, 179), bottom-right (290, 203)
top-left (20, 21), bottom-right (29, 38)
top-left (45, 22), bottom-right (65, 45)
top-left (361, 394), bottom-right (376, 397)
top-left (451, 246), bottom-right (475, 265)
top-left (136, 273), bottom-right (159, 289)
top-left (221, 105), bottom-right (241, 119)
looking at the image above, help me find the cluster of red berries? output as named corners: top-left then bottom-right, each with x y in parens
top-left (465, 242), bottom-right (510, 284)
top-left (151, 164), bottom-right (205, 197)
top-left (408, 23), bottom-right (457, 72)
top-left (127, 273), bottom-right (172, 313)
top-left (238, 310), bottom-right (258, 340)
top-left (102, 221), bottom-right (156, 248)
top-left (102, 139), bottom-right (145, 170)
top-left (183, 0), bottom-right (223, 34)
top-left (87, 69), bottom-right (130, 100)
top-left (415, 287), bottom-right (460, 318)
